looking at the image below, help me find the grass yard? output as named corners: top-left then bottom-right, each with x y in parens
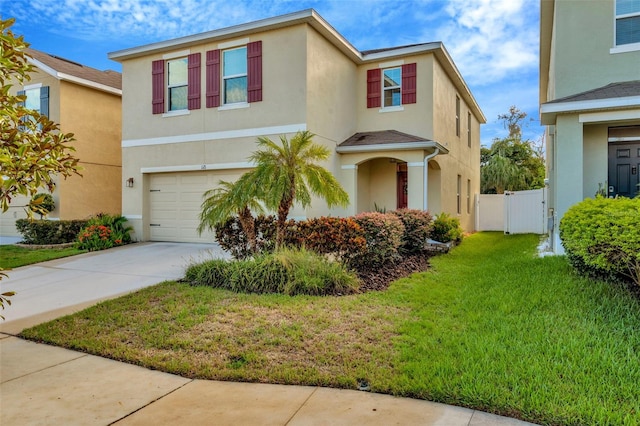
top-left (0, 245), bottom-right (86, 269)
top-left (20, 233), bottom-right (640, 425)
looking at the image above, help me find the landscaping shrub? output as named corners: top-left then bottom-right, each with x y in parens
top-left (287, 217), bottom-right (366, 262)
top-left (77, 214), bottom-right (133, 251)
top-left (391, 209), bottom-right (433, 253)
top-left (185, 247), bottom-right (360, 296)
top-left (430, 212), bottom-right (464, 243)
top-left (350, 212), bottom-right (404, 270)
top-left (560, 197), bottom-right (640, 287)
top-left (16, 219), bottom-right (88, 245)
top-left (214, 215), bottom-right (277, 259)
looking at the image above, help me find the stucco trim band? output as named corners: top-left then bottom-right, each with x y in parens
top-left (122, 123), bottom-right (307, 147)
top-left (140, 162), bottom-right (255, 174)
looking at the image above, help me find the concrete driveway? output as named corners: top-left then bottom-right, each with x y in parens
top-left (0, 242), bottom-right (228, 334)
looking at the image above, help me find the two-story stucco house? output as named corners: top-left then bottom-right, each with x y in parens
top-left (0, 49), bottom-right (122, 239)
top-left (540, 0), bottom-right (640, 253)
top-left (109, 9), bottom-right (485, 243)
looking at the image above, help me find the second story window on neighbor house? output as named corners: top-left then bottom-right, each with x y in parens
top-left (367, 63), bottom-right (416, 109)
top-left (223, 47), bottom-right (247, 104)
top-left (167, 58), bottom-right (188, 111)
top-left (18, 85), bottom-right (49, 126)
top-left (456, 96), bottom-right (460, 137)
top-left (616, 0), bottom-right (640, 46)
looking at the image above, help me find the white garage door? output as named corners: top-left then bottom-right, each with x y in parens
top-left (149, 170), bottom-right (246, 243)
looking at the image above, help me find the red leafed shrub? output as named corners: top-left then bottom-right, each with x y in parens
top-left (288, 217), bottom-right (366, 262)
top-left (351, 212), bottom-right (405, 270)
top-left (391, 209), bottom-right (433, 254)
top-left (215, 215), bottom-right (278, 259)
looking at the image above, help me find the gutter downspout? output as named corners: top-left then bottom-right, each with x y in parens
top-left (423, 148), bottom-right (440, 211)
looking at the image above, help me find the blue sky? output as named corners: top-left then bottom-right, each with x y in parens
top-left (1, 0), bottom-right (542, 146)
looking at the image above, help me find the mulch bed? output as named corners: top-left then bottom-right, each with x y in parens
top-left (357, 253), bottom-right (433, 292)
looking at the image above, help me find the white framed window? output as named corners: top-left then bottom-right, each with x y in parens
top-left (457, 174), bottom-right (462, 214)
top-left (467, 112), bottom-right (472, 147)
top-left (455, 96), bottom-right (460, 137)
top-left (615, 0), bottom-right (640, 47)
top-left (223, 46), bottom-right (247, 104)
top-left (383, 67), bottom-right (401, 108)
top-left (167, 58), bottom-right (188, 111)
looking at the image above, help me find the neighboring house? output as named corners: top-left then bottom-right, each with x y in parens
top-left (0, 49), bottom-right (122, 238)
top-left (109, 9), bottom-right (485, 243)
top-left (540, 0), bottom-right (640, 253)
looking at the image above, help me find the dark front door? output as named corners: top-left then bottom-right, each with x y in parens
top-left (608, 142), bottom-right (640, 198)
top-left (397, 170), bottom-right (408, 209)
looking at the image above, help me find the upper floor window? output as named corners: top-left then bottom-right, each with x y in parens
top-left (467, 112), bottom-right (472, 147)
top-left (367, 63), bottom-right (416, 109)
top-left (18, 85), bottom-right (49, 126)
top-left (223, 47), bottom-right (248, 104)
top-left (383, 67), bottom-right (401, 107)
top-left (616, 0), bottom-right (640, 46)
top-left (167, 58), bottom-right (188, 111)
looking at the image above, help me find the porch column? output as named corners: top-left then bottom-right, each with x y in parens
top-left (407, 162), bottom-right (424, 210)
top-left (554, 114), bottom-right (583, 253)
top-left (340, 164), bottom-right (358, 216)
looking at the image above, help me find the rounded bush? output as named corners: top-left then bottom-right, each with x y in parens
top-left (351, 212), bottom-right (404, 270)
top-left (391, 209), bottom-right (433, 253)
top-left (559, 196), bottom-right (640, 286)
top-left (430, 213), bottom-right (463, 243)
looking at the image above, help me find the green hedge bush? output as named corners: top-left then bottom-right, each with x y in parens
top-left (185, 247), bottom-right (360, 296)
top-left (559, 197), bottom-right (640, 286)
top-left (430, 212), bottom-right (464, 243)
top-left (15, 219), bottom-right (88, 245)
top-left (391, 209), bottom-right (433, 253)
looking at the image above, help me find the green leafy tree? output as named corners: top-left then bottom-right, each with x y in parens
top-left (481, 106), bottom-right (545, 194)
top-left (198, 176), bottom-right (265, 253)
top-left (248, 131), bottom-right (349, 247)
top-left (0, 18), bottom-right (81, 318)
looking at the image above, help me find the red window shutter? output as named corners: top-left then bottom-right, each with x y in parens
top-left (152, 60), bottom-right (165, 114)
top-left (402, 63), bottom-right (417, 104)
top-left (206, 49), bottom-right (220, 108)
top-left (247, 41), bottom-right (262, 103)
top-left (367, 68), bottom-right (381, 108)
top-left (187, 53), bottom-right (201, 110)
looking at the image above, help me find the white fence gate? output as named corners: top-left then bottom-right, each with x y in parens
top-left (476, 188), bottom-right (547, 234)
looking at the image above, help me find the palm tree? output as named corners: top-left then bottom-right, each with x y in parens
top-left (197, 175), bottom-right (264, 253)
top-left (248, 131), bottom-right (349, 247)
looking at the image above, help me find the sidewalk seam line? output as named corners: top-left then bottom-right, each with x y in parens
top-left (1, 343), bottom-right (88, 384)
top-left (284, 386), bottom-right (319, 425)
top-left (107, 379), bottom-right (195, 425)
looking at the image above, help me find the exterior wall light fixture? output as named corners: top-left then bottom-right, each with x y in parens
top-left (126, 177), bottom-right (134, 188)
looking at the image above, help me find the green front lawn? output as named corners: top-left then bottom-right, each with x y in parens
top-left (20, 233), bottom-right (640, 425)
top-left (0, 245), bottom-right (86, 269)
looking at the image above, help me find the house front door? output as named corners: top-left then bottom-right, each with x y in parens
top-left (397, 169), bottom-right (408, 209)
top-left (608, 141), bottom-right (640, 198)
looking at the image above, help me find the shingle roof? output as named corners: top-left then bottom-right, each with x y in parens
top-left (361, 43), bottom-right (432, 55)
top-left (546, 80), bottom-right (640, 104)
top-left (339, 130), bottom-right (433, 147)
top-left (26, 48), bottom-right (122, 90)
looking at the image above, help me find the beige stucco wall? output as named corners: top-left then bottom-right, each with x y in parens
top-left (552, 0), bottom-right (640, 98)
top-left (58, 81), bottom-right (122, 219)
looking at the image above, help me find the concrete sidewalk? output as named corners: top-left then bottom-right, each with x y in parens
top-left (0, 243), bottom-right (538, 425)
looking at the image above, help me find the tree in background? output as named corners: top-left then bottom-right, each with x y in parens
top-left (481, 106), bottom-right (545, 194)
top-left (0, 18), bottom-right (82, 318)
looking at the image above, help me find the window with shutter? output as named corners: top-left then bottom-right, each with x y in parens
top-left (368, 64), bottom-right (417, 109)
top-left (615, 0), bottom-right (640, 46)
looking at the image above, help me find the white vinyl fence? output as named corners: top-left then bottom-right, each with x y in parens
top-left (476, 188), bottom-right (548, 234)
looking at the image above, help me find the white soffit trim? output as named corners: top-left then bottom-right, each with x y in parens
top-left (579, 109), bottom-right (640, 123)
top-left (27, 58), bottom-right (122, 96)
top-left (336, 141), bottom-right (449, 154)
top-left (123, 123), bottom-right (307, 147)
top-left (141, 162), bottom-right (255, 174)
top-left (541, 96), bottom-right (640, 114)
